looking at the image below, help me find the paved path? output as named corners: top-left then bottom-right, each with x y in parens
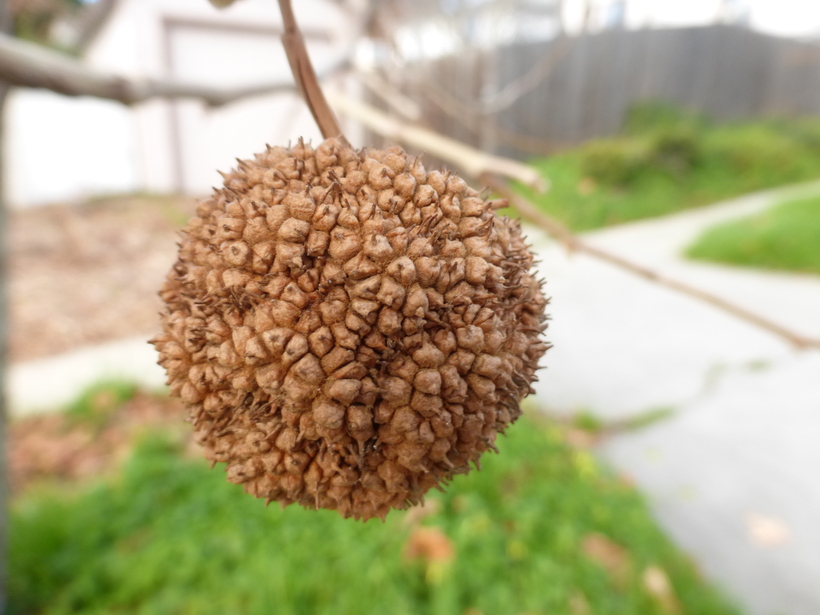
top-left (526, 180), bottom-right (820, 615)
top-left (7, 180), bottom-right (820, 614)
top-left (8, 336), bottom-right (167, 415)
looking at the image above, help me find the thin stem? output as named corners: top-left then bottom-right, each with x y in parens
top-left (484, 175), bottom-right (820, 352)
top-left (277, 0), bottom-right (344, 140)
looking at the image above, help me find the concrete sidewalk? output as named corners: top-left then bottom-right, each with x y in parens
top-left (526, 180), bottom-right (820, 615)
top-left (8, 336), bottom-right (167, 416)
top-left (7, 179), bottom-right (820, 614)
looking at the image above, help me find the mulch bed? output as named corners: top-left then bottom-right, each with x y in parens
top-left (8, 391), bottom-right (189, 494)
top-left (9, 194), bottom-right (198, 362)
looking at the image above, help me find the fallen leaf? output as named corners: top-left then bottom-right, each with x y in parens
top-left (643, 565), bottom-right (681, 614)
top-left (9, 393), bottom-right (186, 492)
top-left (581, 532), bottom-right (630, 586)
top-left (565, 428), bottom-right (599, 448)
top-left (405, 526), bottom-right (455, 564)
top-left (746, 512), bottom-right (791, 547)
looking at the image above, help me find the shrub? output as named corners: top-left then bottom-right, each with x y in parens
top-left (579, 138), bottom-right (652, 187)
top-left (648, 127), bottom-right (701, 176)
top-left (623, 101), bottom-right (707, 135)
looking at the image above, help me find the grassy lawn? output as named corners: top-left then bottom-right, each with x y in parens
top-left (686, 196), bottom-right (820, 275)
top-left (515, 109), bottom-right (820, 232)
top-left (10, 401), bottom-right (741, 615)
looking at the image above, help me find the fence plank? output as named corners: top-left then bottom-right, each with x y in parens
top-left (379, 25), bottom-right (820, 163)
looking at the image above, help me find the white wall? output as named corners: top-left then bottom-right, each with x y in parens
top-left (4, 0), bottom-right (358, 208)
top-left (4, 89), bottom-right (139, 208)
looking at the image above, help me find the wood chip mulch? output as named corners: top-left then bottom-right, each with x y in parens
top-left (8, 391), bottom-right (190, 494)
top-left (9, 194), bottom-right (198, 363)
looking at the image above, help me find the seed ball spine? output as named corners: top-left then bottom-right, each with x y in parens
top-left (151, 138), bottom-right (549, 520)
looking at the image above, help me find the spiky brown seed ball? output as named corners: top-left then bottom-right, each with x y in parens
top-left (151, 138), bottom-right (549, 520)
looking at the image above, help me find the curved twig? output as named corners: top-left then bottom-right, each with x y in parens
top-left (326, 89), bottom-right (549, 193)
top-left (277, 0), bottom-right (344, 140)
top-left (484, 175), bottom-right (820, 352)
top-left (0, 31), bottom-right (347, 106)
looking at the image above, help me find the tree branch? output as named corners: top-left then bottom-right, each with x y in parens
top-left (325, 89), bottom-right (549, 192)
top-left (324, 72), bottom-right (819, 350)
top-left (356, 71), bottom-right (423, 123)
top-left (484, 176), bottom-right (820, 352)
top-left (0, 31), bottom-right (347, 106)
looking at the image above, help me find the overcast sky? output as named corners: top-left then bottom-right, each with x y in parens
top-left (564, 0), bottom-right (820, 38)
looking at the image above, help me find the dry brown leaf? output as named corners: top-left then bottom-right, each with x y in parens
top-left (9, 393), bottom-right (186, 492)
top-left (404, 527), bottom-right (455, 564)
top-left (746, 512), bottom-right (791, 547)
top-left (581, 532), bottom-right (630, 586)
top-left (564, 428), bottom-right (599, 449)
top-left (643, 565), bottom-right (682, 614)
top-left (9, 196), bottom-right (196, 362)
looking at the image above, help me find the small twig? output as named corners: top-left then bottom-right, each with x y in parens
top-left (415, 36), bottom-right (574, 117)
top-left (326, 89), bottom-right (548, 193)
top-left (0, 31), bottom-right (349, 106)
top-left (356, 71), bottom-right (423, 122)
top-left (484, 175), bottom-right (820, 352)
top-left (277, 0), bottom-right (344, 140)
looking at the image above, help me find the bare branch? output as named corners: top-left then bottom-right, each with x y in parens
top-left (277, 0), bottom-right (344, 139)
top-left (0, 32), bottom-right (347, 106)
top-left (484, 175), bottom-right (820, 352)
top-left (357, 71), bottom-right (423, 122)
top-left (416, 36), bottom-right (573, 117)
top-left (414, 74), bottom-right (572, 155)
top-left (325, 89), bottom-right (549, 192)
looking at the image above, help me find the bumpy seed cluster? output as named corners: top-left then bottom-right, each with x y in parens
top-left (152, 138), bottom-right (549, 520)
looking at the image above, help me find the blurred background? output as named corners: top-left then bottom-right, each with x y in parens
top-left (5, 1), bottom-right (820, 614)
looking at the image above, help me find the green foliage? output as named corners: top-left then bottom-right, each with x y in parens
top-left (579, 138), bottom-right (653, 188)
top-left (10, 417), bottom-right (740, 615)
top-left (649, 127), bottom-right (701, 176)
top-left (623, 102), bottom-right (708, 135)
top-left (686, 195), bottom-right (820, 275)
top-left (64, 380), bottom-right (139, 429)
top-left (579, 126), bottom-right (702, 189)
top-left (579, 102), bottom-right (705, 189)
top-left (621, 407), bottom-right (677, 431)
top-left (13, 0), bottom-right (84, 46)
top-left (572, 410), bottom-right (604, 432)
top-left (517, 113), bottom-right (820, 232)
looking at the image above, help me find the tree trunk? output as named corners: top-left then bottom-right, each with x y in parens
top-left (0, 0), bottom-right (12, 609)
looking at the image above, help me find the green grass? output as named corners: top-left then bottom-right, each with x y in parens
top-left (64, 380), bottom-right (140, 429)
top-left (10, 416), bottom-right (740, 615)
top-left (515, 113), bottom-right (820, 232)
top-left (686, 196), bottom-right (820, 275)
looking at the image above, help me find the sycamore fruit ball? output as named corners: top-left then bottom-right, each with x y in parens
top-left (151, 138), bottom-right (549, 520)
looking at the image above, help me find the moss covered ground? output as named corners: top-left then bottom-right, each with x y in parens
top-left (10, 393), bottom-right (741, 615)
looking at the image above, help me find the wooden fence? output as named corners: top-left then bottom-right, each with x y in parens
top-left (372, 25), bottom-right (820, 161)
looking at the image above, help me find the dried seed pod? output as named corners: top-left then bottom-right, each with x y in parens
top-left (152, 138), bottom-right (549, 521)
